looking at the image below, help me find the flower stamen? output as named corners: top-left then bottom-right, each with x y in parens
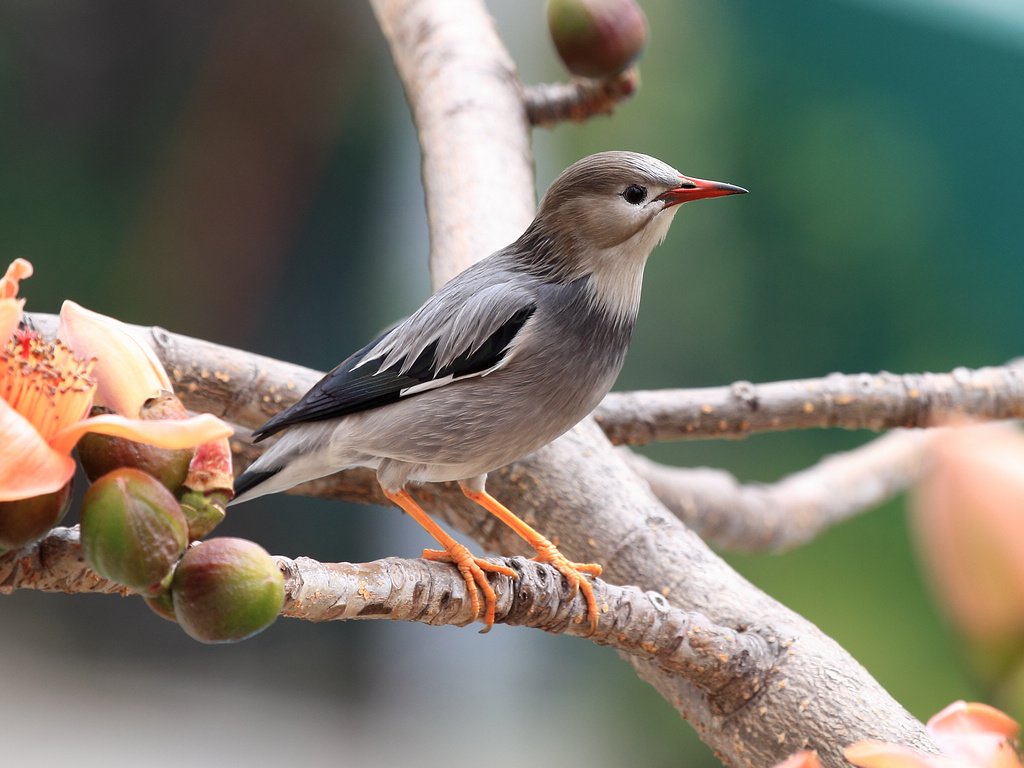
top-left (1, 330), bottom-right (97, 444)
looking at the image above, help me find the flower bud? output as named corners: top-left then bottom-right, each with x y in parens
top-left (77, 405), bottom-right (194, 493)
top-left (80, 468), bottom-right (188, 594)
top-left (144, 591), bottom-right (177, 623)
top-left (0, 480), bottom-right (72, 550)
top-left (177, 489), bottom-right (228, 541)
top-left (171, 538), bottom-right (284, 644)
top-left (547, 0), bottom-right (648, 78)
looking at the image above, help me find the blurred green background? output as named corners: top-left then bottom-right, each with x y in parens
top-left (1, 1), bottom-right (1022, 765)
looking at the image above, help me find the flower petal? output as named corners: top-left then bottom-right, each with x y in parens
top-left (58, 300), bottom-right (174, 417)
top-left (0, 397), bottom-right (76, 502)
top-left (0, 297), bottom-right (25, 344)
top-left (844, 741), bottom-right (963, 768)
top-left (0, 258), bottom-right (32, 300)
top-left (928, 701), bottom-right (1020, 767)
top-left (51, 412), bottom-right (234, 457)
top-left (772, 751), bottom-right (825, 768)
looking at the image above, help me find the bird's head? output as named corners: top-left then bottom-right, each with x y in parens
top-left (524, 151), bottom-right (746, 317)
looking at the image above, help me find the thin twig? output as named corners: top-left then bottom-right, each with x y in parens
top-left (525, 67), bottom-right (641, 127)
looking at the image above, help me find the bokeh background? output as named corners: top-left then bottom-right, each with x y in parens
top-left (2, 1), bottom-right (1022, 765)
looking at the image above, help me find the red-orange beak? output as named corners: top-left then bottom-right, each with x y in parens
top-left (655, 174), bottom-right (747, 208)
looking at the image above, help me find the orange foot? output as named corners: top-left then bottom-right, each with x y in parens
top-left (422, 544), bottom-right (518, 631)
top-left (460, 484), bottom-right (604, 636)
top-left (381, 487), bottom-right (518, 631)
top-left (531, 539), bottom-right (602, 635)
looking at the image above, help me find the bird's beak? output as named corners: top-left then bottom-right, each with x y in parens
top-left (656, 175), bottom-right (748, 208)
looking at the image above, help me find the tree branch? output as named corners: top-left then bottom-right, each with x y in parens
top-left (524, 67), bottom-right (641, 127)
top-left (2, 526), bottom-right (777, 714)
top-left (621, 428), bottom-right (936, 553)
top-left (370, 0), bottom-right (536, 287)
top-left (594, 363), bottom-right (1024, 445)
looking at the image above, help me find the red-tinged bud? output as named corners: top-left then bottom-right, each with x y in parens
top-left (80, 468), bottom-right (188, 594)
top-left (547, 0), bottom-right (648, 78)
top-left (178, 489), bottom-right (228, 541)
top-left (171, 537), bottom-right (284, 644)
top-left (77, 406), bottom-right (194, 493)
top-left (183, 436), bottom-right (234, 497)
top-left (0, 480), bottom-right (73, 550)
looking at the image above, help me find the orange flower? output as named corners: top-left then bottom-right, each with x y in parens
top-left (58, 300), bottom-right (175, 418)
top-left (0, 260), bottom-right (232, 502)
top-left (911, 424), bottom-right (1024, 643)
top-left (844, 701), bottom-right (1021, 768)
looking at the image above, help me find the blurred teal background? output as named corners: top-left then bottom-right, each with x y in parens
top-left (1, 1), bottom-right (1022, 765)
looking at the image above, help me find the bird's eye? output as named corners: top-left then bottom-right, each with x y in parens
top-left (621, 184), bottom-right (647, 205)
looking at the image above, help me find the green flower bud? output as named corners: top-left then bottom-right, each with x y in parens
top-left (0, 480), bottom-right (73, 550)
top-left (547, 0), bottom-right (648, 78)
top-left (144, 590), bottom-right (177, 623)
top-left (77, 406), bottom-right (193, 493)
top-left (171, 538), bottom-right (284, 644)
top-left (80, 468), bottom-right (188, 594)
top-left (177, 489), bottom-right (228, 541)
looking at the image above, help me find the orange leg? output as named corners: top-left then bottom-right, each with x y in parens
top-left (382, 488), bottom-right (517, 631)
top-left (459, 484), bottom-right (602, 635)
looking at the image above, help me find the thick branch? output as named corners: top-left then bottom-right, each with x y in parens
top-left (525, 67), bottom-right (640, 127)
top-left (2, 526), bottom-right (776, 713)
top-left (594, 363), bottom-right (1024, 445)
top-left (370, 0), bottom-right (535, 286)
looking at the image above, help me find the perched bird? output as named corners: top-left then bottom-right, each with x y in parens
top-left (232, 151), bottom-right (745, 632)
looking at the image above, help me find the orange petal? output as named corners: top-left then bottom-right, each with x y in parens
top-left (991, 742), bottom-right (1024, 768)
top-left (0, 397), bottom-right (76, 502)
top-left (58, 300), bottom-right (174, 417)
top-left (0, 297), bottom-right (25, 344)
top-left (928, 701), bottom-right (1021, 767)
top-left (844, 741), bottom-right (960, 768)
top-left (929, 702), bottom-right (1020, 741)
top-left (773, 751), bottom-right (825, 768)
top-left (50, 412), bottom-right (234, 456)
top-left (0, 258), bottom-right (32, 300)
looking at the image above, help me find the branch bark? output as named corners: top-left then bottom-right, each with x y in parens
top-left (1, 525), bottom-right (776, 712)
top-left (525, 67), bottom-right (640, 127)
top-left (594, 364), bottom-right (1024, 445)
top-left (621, 428), bottom-right (936, 553)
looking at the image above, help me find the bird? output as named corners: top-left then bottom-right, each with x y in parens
top-left (232, 151), bottom-right (746, 632)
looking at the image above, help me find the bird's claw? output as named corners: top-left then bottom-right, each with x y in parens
top-left (422, 546), bottom-right (517, 631)
top-left (531, 541), bottom-right (602, 635)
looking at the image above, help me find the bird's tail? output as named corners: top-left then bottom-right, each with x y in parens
top-left (231, 465), bottom-right (284, 504)
top-left (229, 426), bottom-right (345, 505)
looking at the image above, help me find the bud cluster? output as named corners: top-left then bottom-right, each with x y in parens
top-left (76, 398), bottom-right (282, 643)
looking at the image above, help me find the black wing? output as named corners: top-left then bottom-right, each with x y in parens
top-left (251, 305), bottom-right (535, 442)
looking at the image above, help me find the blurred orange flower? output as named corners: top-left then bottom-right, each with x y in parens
top-left (911, 424), bottom-right (1024, 642)
top-left (844, 701), bottom-right (1020, 768)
